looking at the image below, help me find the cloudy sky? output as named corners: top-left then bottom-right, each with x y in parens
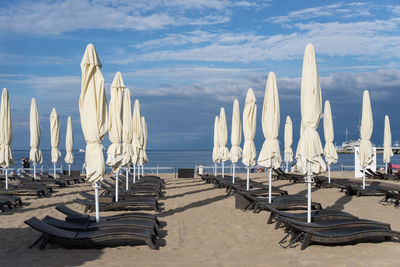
top-left (1, 0), bottom-right (399, 151)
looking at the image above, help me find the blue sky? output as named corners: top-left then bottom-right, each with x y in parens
top-left (1, 0), bottom-right (400, 151)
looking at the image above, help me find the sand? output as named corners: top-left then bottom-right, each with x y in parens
top-left (1, 171), bottom-right (400, 267)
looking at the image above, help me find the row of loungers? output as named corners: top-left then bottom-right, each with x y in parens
top-left (200, 173), bottom-right (400, 250)
top-left (0, 172), bottom-right (86, 212)
top-left (25, 174), bottom-right (166, 250)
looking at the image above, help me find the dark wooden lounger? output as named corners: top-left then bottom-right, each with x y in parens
top-left (55, 205), bottom-right (160, 226)
top-left (42, 215), bottom-right (159, 237)
top-left (275, 215), bottom-right (400, 250)
top-left (266, 206), bottom-right (358, 225)
top-left (0, 195), bottom-right (22, 207)
top-left (75, 197), bottom-right (161, 212)
top-left (25, 217), bottom-right (157, 250)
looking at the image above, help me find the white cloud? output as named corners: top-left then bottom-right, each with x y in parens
top-left (0, 0), bottom-right (232, 35)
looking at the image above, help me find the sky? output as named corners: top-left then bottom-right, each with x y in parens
top-left (1, 0), bottom-right (400, 151)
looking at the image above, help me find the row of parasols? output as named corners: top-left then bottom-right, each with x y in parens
top-left (0, 44), bottom-right (150, 198)
top-left (210, 43), bottom-right (394, 222)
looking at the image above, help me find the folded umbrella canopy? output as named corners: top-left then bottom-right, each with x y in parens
top-left (383, 115), bottom-right (393, 172)
top-left (230, 99), bottom-right (242, 183)
top-left (138, 116), bottom-right (148, 177)
top-left (79, 43), bottom-right (108, 222)
top-left (258, 72), bottom-right (282, 203)
top-left (242, 88), bottom-right (257, 190)
top-left (106, 72), bottom-right (125, 201)
top-left (50, 108), bottom-right (61, 179)
top-left (323, 100), bottom-right (338, 183)
top-left (0, 88), bottom-right (13, 189)
top-left (29, 98), bottom-right (42, 180)
top-left (132, 100), bottom-right (143, 181)
top-left (284, 116), bottom-right (293, 173)
top-left (212, 116), bottom-right (220, 175)
top-left (359, 90), bottom-right (373, 189)
top-left (64, 116), bottom-right (74, 175)
top-left (295, 43), bottom-right (326, 223)
top-left (122, 89), bottom-right (134, 189)
top-left (219, 107), bottom-right (229, 177)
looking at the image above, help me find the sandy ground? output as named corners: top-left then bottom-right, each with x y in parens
top-left (1, 171), bottom-right (400, 267)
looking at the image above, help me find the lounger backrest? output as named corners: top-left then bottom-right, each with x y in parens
top-left (56, 205), bottom-right (81, 216)
top-left (25, 217), bottom-right (77, 239)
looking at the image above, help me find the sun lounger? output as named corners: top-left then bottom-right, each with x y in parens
top-left (55, 204), bottom-right (160, 226)
top-left (266, 206), bottom-right (358, 225)
top-left (75, 197), bottom-right (161, 212)
top-left (19, 173), bottom-right (66, 188)
top-left (101, 180), bottom-right (164, 198)
top-left (275, 215), bottom-right (400, 250)
top-left (0, 184), bottom-right (48, 197)
top-left (42, 215), bottom-right (159, 237)
top-left (0, 194), bottom-right (22, 207)
top-left (25, 217), bottom-right (157, 249)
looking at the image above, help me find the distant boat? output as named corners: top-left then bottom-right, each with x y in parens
top-left (79, 148), bottom-right (85, 153)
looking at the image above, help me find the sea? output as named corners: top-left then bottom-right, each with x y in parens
top-left (10, 149), bottom-right (400, 174)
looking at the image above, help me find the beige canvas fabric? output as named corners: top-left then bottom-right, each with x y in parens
top-left (50, 108), bottom-right (61, 163)
top-left (229, 99), bottom-right (242, 164)
top-left (359, 90), bottom-right (374, 168)
top-left (138, 116), bottom-right (148, 165)
top-left (64, 116), bottom-right (74, 165)
top-left (242, 88), bottom-right (257, 167)
top-left (29, 98), bottom-right (42, 164)
top-left (258, 72), bottom-right (282, 169)
top-left (79, 43), bottom-right (107, 183)
top-left (212, 116), bottom-right (220, 163)
top-left (132, 100), bottom-right (143, 165)
top-left (295, 43), bottom-right (326, 174)
top-left (323, 100), bottom-right (338, 165)
top-left (0, 88), bottom-right (13, 168)
top-left (383, 115), bottom-right (393, 163)
top-left (106, 72), bottom-right (125, 172)
top-left (284, 116), bottom-right (293, 163)
top-left (218, 108), bottom-right (229, 162)
top-left (122, 89), bottom-right (134, 166)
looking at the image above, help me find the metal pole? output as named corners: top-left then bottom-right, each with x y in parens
top-left (94, 183), bottom-right (100, 223)
top-left (137, 165), bottom-right (140, 179)
top-left (363, 168), bottom-right (366, 189)
top-left (125, 167), bottom-right (129, 191)
top-left (53, 162), bottom-right (56, 179)
top-left (232, 164), bottom-right (235, 184)
top-left (142, 165), bottom-right (144, 177)
top-left (115, 172), bottom-right (119, 202)
top-left (68, 164), bottom-right (71, 176)
top-left (133, 164), bottom-right (136, 183)
top-left (5, 169), bottom-right (8, 190)
top-left (246, 167), bottom-right (250, 190)
top-left (307, 162), bottom-right (312, 223)
top-left (268, 168), bottom-right (272, 203)
top-left (385, 162), bottom-right (388, 174)
top-left (34, 163), bottom-right (36, 181)
top-left (157, 165), bottom-right (159, 175)
top-left (328, 165), bottom-right (331, 183)
top-left (222, 161), bottom-right (224, 178)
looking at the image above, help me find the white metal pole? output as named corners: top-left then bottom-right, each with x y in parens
top-left (142, 165), bottom-right (144, 177)
top-left (246, 167), bottom-right (250, 190)
top-left (363, 168), bottom-right (366, 189)
top-left (125, 167), bottom-right (129, 191)
top-left (115, 172), bottom-right (119, 202)
top-left (307, 162), bottom-right (312, 223)
top-left (5, 169), bottom-right (8, 190)
top-left (137, 165), bottom-right (140, 179)
top-left (328, 165), bottom-right (331, 183)
top-left (53, 162), bottom-right (56, 179)
top-left (157, 165), bottom-right (159, 175)
top-left (133, 164), bottom-right (136, 183)
top-left (68, 164), bottom-right (71, 176)
top-left (94, 183), bottom-right (100, 223)
top-left (385, 162), bottom-right (388, 174)
top-left (232, 164), bottom-right (235, 184)
top-left (222, 161), bottom-right (224, 178)
top-left (268, 168), bottom-right (272, 203)
top-left (34, 163), bottom-right (36, 181)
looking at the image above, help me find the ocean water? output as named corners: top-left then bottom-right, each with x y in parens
top-left (10, 149), bottom-right (400, 174)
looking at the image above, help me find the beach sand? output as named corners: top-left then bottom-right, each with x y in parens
top-left (1, 171), bottom-right (400, 266)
